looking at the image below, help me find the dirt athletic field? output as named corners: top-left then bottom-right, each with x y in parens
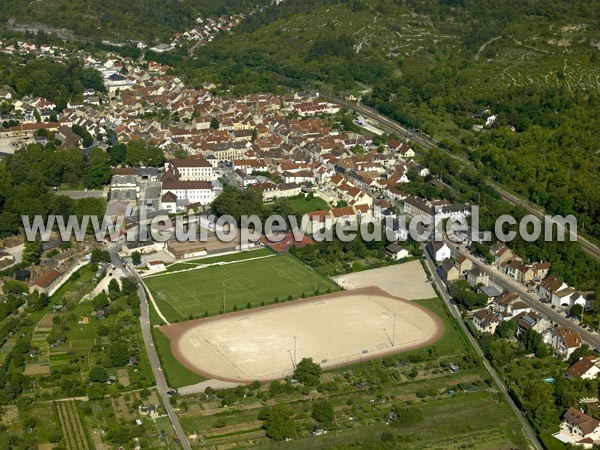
top-left (332, 260), bottom-right (436, 300)
top-left (160, 287), bottom-right (443, 382)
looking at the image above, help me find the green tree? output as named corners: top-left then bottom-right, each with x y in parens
top-left (293, 357), bottom-right (321, 386)
top-left (23, 238), bottom-right (43, 265)
top-left (109, 143), bottom-right (127, 165)
top-left (567, 344), bottom-right (593, 365)
top-left (569, 304), bottom-right (583, 319)
top-left (120, 277), bottom-right (138, 295)
top-left (107, 341), bottom-right (130, 367)
top-left (91, 248), bottom-right (111, 264)
top-left (173, 148), bottom-right (188, 159)
top-left (260, 404), bottom-right (296, 441)
top-left (89, 366), bottom-right (109, 382)
top-left (92, 292), bottom-right (109, 310)
top-left (312, 399), bottom-right (334, 424)
top-left (87, 383), bottom-right (105, 400)
top-left (131, 251), bottom-right (142, 266)
top-left (496, 320), bottom-right (517, 339)
top-left (210, 117), bottom-right (219, 129)
top-left (85, 148), bottom-right (111, 188)
top-left (107, 426), bottom-right (130, 444)
top-left (108, 278), bottom-right (120, 299)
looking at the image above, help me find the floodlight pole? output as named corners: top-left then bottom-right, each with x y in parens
top-left (293, 336), bottom-right (297, 367)
top-left (393, 313), bottom-right (396, 346)
top-left (222, 281), bottom-right (226, 313)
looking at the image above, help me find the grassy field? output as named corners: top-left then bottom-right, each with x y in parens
top-left (165, 247), bottom-right (275, 272)
top-left (267, 195), bottom-right (330, 216)
top-left (145, 254), bottom-right (339, 322)
top-left (152, 326), bottom-right (206, 388)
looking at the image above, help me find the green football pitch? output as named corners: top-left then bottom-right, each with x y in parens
top-left (144, 254), bottom-right (339, 322)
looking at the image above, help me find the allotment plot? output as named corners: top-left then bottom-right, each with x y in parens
top-left (160, 287), bottom-right (443, 382)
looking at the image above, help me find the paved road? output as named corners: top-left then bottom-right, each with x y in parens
top-left (453, 243), bottom-right (600, 349)
top-left (486, 181), bottom-right (600, 261)
top-left (324, 94), bottom-right (600, 262)
top-left (109, 246), bottom-right (192, 450)
top-left (421, 245), bottom-right (542, 450)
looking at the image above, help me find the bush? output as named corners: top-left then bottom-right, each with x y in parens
top-left (213, 418), bottom-right (227, 428)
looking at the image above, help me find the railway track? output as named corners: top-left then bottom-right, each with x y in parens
top-left (324, 94), bottom-right (600, 262)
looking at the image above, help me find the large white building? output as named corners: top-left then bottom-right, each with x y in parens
top-left (160, 158), bottom-right (217, 212)
top-left (165, 157), bottom-right (215, 182)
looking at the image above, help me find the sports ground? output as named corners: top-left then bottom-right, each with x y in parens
top-left (333, 260), bottom-right (436, 300)
top-left (160, 287), bottom-right (444, 382)
top-left (144, 253), bottom-right (339, 322)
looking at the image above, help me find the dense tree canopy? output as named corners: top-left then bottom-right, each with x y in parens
top-left (0, 143), bottom-right (109, 235)
top-left (293, 357), bottom-right (322, 386)
top-left (2, 59), bottom-right (104, 109)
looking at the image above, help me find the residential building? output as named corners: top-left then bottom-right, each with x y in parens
top-left (472, 309), bottom-right (500, 334)
top-left (466, 268), bottom-right (489, 287)
top-left (385, 243), bottom-right (410, 261)
top-left (165, 157), bottom-right (215, 181)
top-left (490, 242), bottom-right (513, 268)
top-left (550, 327), bottom-right (583, 360)
top-left (566, 357), bottom-right (600, 380)
top-left (557, 407), bottom-right (600, 448)
top-left (426, 241), bottom-right (451, 262)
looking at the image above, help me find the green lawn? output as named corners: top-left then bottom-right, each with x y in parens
top-left (153, 327), bottom-right (206, 388)
top-left (145, 254), bottom-right (339, 322)
top-left (267, 195), bottom-right (330, 216)
top-left (413, 297), bottom-right (474, 357)
top-left (165, 247), bottom-right (275, 272)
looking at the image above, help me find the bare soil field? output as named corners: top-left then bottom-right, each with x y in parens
top-left (160, 287), bottom-right (443, 382)
top-left (23, 363), bottom-right (51, 376)
top-left (332, 260), bottom-right (435, 300)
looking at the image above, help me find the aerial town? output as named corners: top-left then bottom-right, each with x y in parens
top-left (0, 2), bottom-right (599, 448)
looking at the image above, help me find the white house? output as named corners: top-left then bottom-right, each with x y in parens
top-left (556, 407), bottom-right (600, 448)
top-left (427, 241), bottom-right (451, 262)
top-left (566, 357), bottom-right (600, 380)
top-left (550, 326), bottom-right (583, 360)
top-left (385, 243), bottom-right (410, 260)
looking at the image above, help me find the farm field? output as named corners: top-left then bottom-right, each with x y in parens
top-left (145, 253), bottom-right (339, 322)
top-left (56, 400), bottom-right (89, 450)
top-left (176, 369), bottom-right (525, 449)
